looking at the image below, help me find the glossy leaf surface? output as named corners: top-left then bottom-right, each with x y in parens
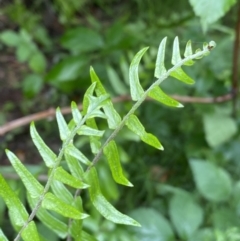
top-left (42, 193), bottom-right (89, 219)
top-left (90, 67), bottom-right (121, 129)
top-left (6, 150), bottom-right (44, 198)
top-left (170, 67), bottom-right (195, 85)
top-left (0, 174), bottom-right (28, 227)
top-left (27, 194), bottom-right (68, 238)
top-left (154, 37), bottom-right (167, 78)
top-left (103, 140), bottom-right (133, 186)
top-left (86, 167), bottom-right (140, 226)
top-left (54, 167), bottom-right (89, 189)
top-left (71, 101), bottom-right (82, 124)
top-left (126, 114), bottom-right (163, 150)
top-left (30, 122), bottom-right (56, 168)
top-left (129, 47), bottom-right (148, 101)
top-left (65, 143), bottom-right (91, 165)
top-left (56, 107), bottom-right (70, 141)
top-left (148, 86), bottom-right (183, 108)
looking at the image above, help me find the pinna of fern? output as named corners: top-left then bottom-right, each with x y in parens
top-left (0, 36), bottom-right (216, 241)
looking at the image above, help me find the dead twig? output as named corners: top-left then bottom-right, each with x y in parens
top-left (0, 93), bottom-right (233, 136)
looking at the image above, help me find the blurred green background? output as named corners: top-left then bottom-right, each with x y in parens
top-left (0, 0), bottom-right (239, 240)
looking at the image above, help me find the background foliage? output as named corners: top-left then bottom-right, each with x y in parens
top-left (0, 0), bottom-right (239, 240)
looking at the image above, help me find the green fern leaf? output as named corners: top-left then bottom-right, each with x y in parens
top-left (54, 167), bottom-right (89, 189)
top-left (183, 40), bottom-right (195, 66)
top-left (86, 118), bottom-right (102, 154)
top-left (50, 179), bottom-right (74, 204)
top-left (170, 67), bottom-right (195, 85)
top-left (0, 229), bottom-right (8, 241)
top-left (42, 193), bottom-right (89, 219)
top-left (65, 153), bottom-right (85, 178)
top-left (172, 36), bottom-right (182, 65)
top-left (77, 125), bottom-right (104, 137)
top-left (30, 122), bottom-right (56, 168)
top-left (6, 150), bottom-right (44, 198)
top-left (148, 86), bottom-right (183, 108)
top-left (65, 143), bottom-right (91, 165)
top-left (126, 114), bottom-right (163, 150)
top-left (56, 107), bottom-right (70, 141)
top-left (0, 174), bottom-right (29, 227)
top-left (71, 101), bottom-right (82, 124)
top-left (129, 47), bottom-right (148, 101)
top-left (103, 140), bottom-right (133, 187)
top-left (86, 167), bottom-right (140, 226)
top-left (27, 194), bottom-right (68, 238)
top-left (154, 37), bottom-right (167, 78)
top-left (90, 67), bottom-right (121, 129)
top-left (22, 221), bottom-right (40, 241)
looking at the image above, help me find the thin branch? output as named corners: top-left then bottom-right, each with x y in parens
top-left (0, 93), bottom-right (233, 136)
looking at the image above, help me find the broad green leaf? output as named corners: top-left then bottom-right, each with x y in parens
top-left (126, 114), bottom-right (163, 150)
top-left (54, 167), bottom-right (89, 189)
top-left (0, 174), bottom-right (28, 227)
top-left (22, 221), bottom-right (40, 241)
top-left (56, 107), bottom-right (70, 140)
top-left (29, 52), bottom-right (46, 73)
top-left (172, 36), bottom-right (182, 65)
top-left (148, 86), bottom-right (183, 107)
top-left (203, 114), bottom-right (237, 147)
top-left (71, 101), bottom-right (82, 124)
top-left (190, 159), bottom-right (232, 202)
top-left (65, 144), bottom-right (91, 165)
top-left (129, 208), bottom-right (174, 241)
top-left (184, 40), bottom-right (195, 66)
top-left (0, 229), bottom-right (8, 241)
top-left (30, 122), bottom-right (56, 168)
top-left (107, 65), bottom-right (128, 95)
top-left (16, 42), bottom-right (33, 62)
top-left (103, 140), bottom-right (133, 187)
top-left (90, 67), bottom-right (121, 129)
top-left (189, 0), bottom-right (236, 30)
top-left (0, 30), bottom-right (20, 46)
top-left (60, 27), bottom-right (104, 53)
top-left (23, 74), bottom-right (43, 98)
top-left (65, 153), bottom-right (85, 179)
top-left (154, 37), bottom-right (167, 78)
top-left (50, 179), bottom-right (74, 204)
top-left (212, 207), bottom-right (240, 230)
top-left (27, 194), bottom-right (68, 238)
top-left (6, 150), bottom-right (44, 198)
top-left (86, 167), bottom-right (140, 226)
top-left (46, 56), bottom-right (87, 83)
top-left (169, 193), bottom-right (203, 239)
top-left (77, 125), bottom-right (104, 137)
top-left (170, 67), bottom-right (195, 85)
top-left (42, 193), bottom-right (89, 219)
top-left (129, 47), bottom-right (148, 101)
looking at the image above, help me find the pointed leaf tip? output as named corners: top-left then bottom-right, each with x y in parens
top-left (172, 36), bottom-right (182, 65)
top-left (155, 37), bottom-right (167, 78)
top-left (148, 86), bottom-right (183, 108)
top-left (129, 47), bottom-right (148, 101)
